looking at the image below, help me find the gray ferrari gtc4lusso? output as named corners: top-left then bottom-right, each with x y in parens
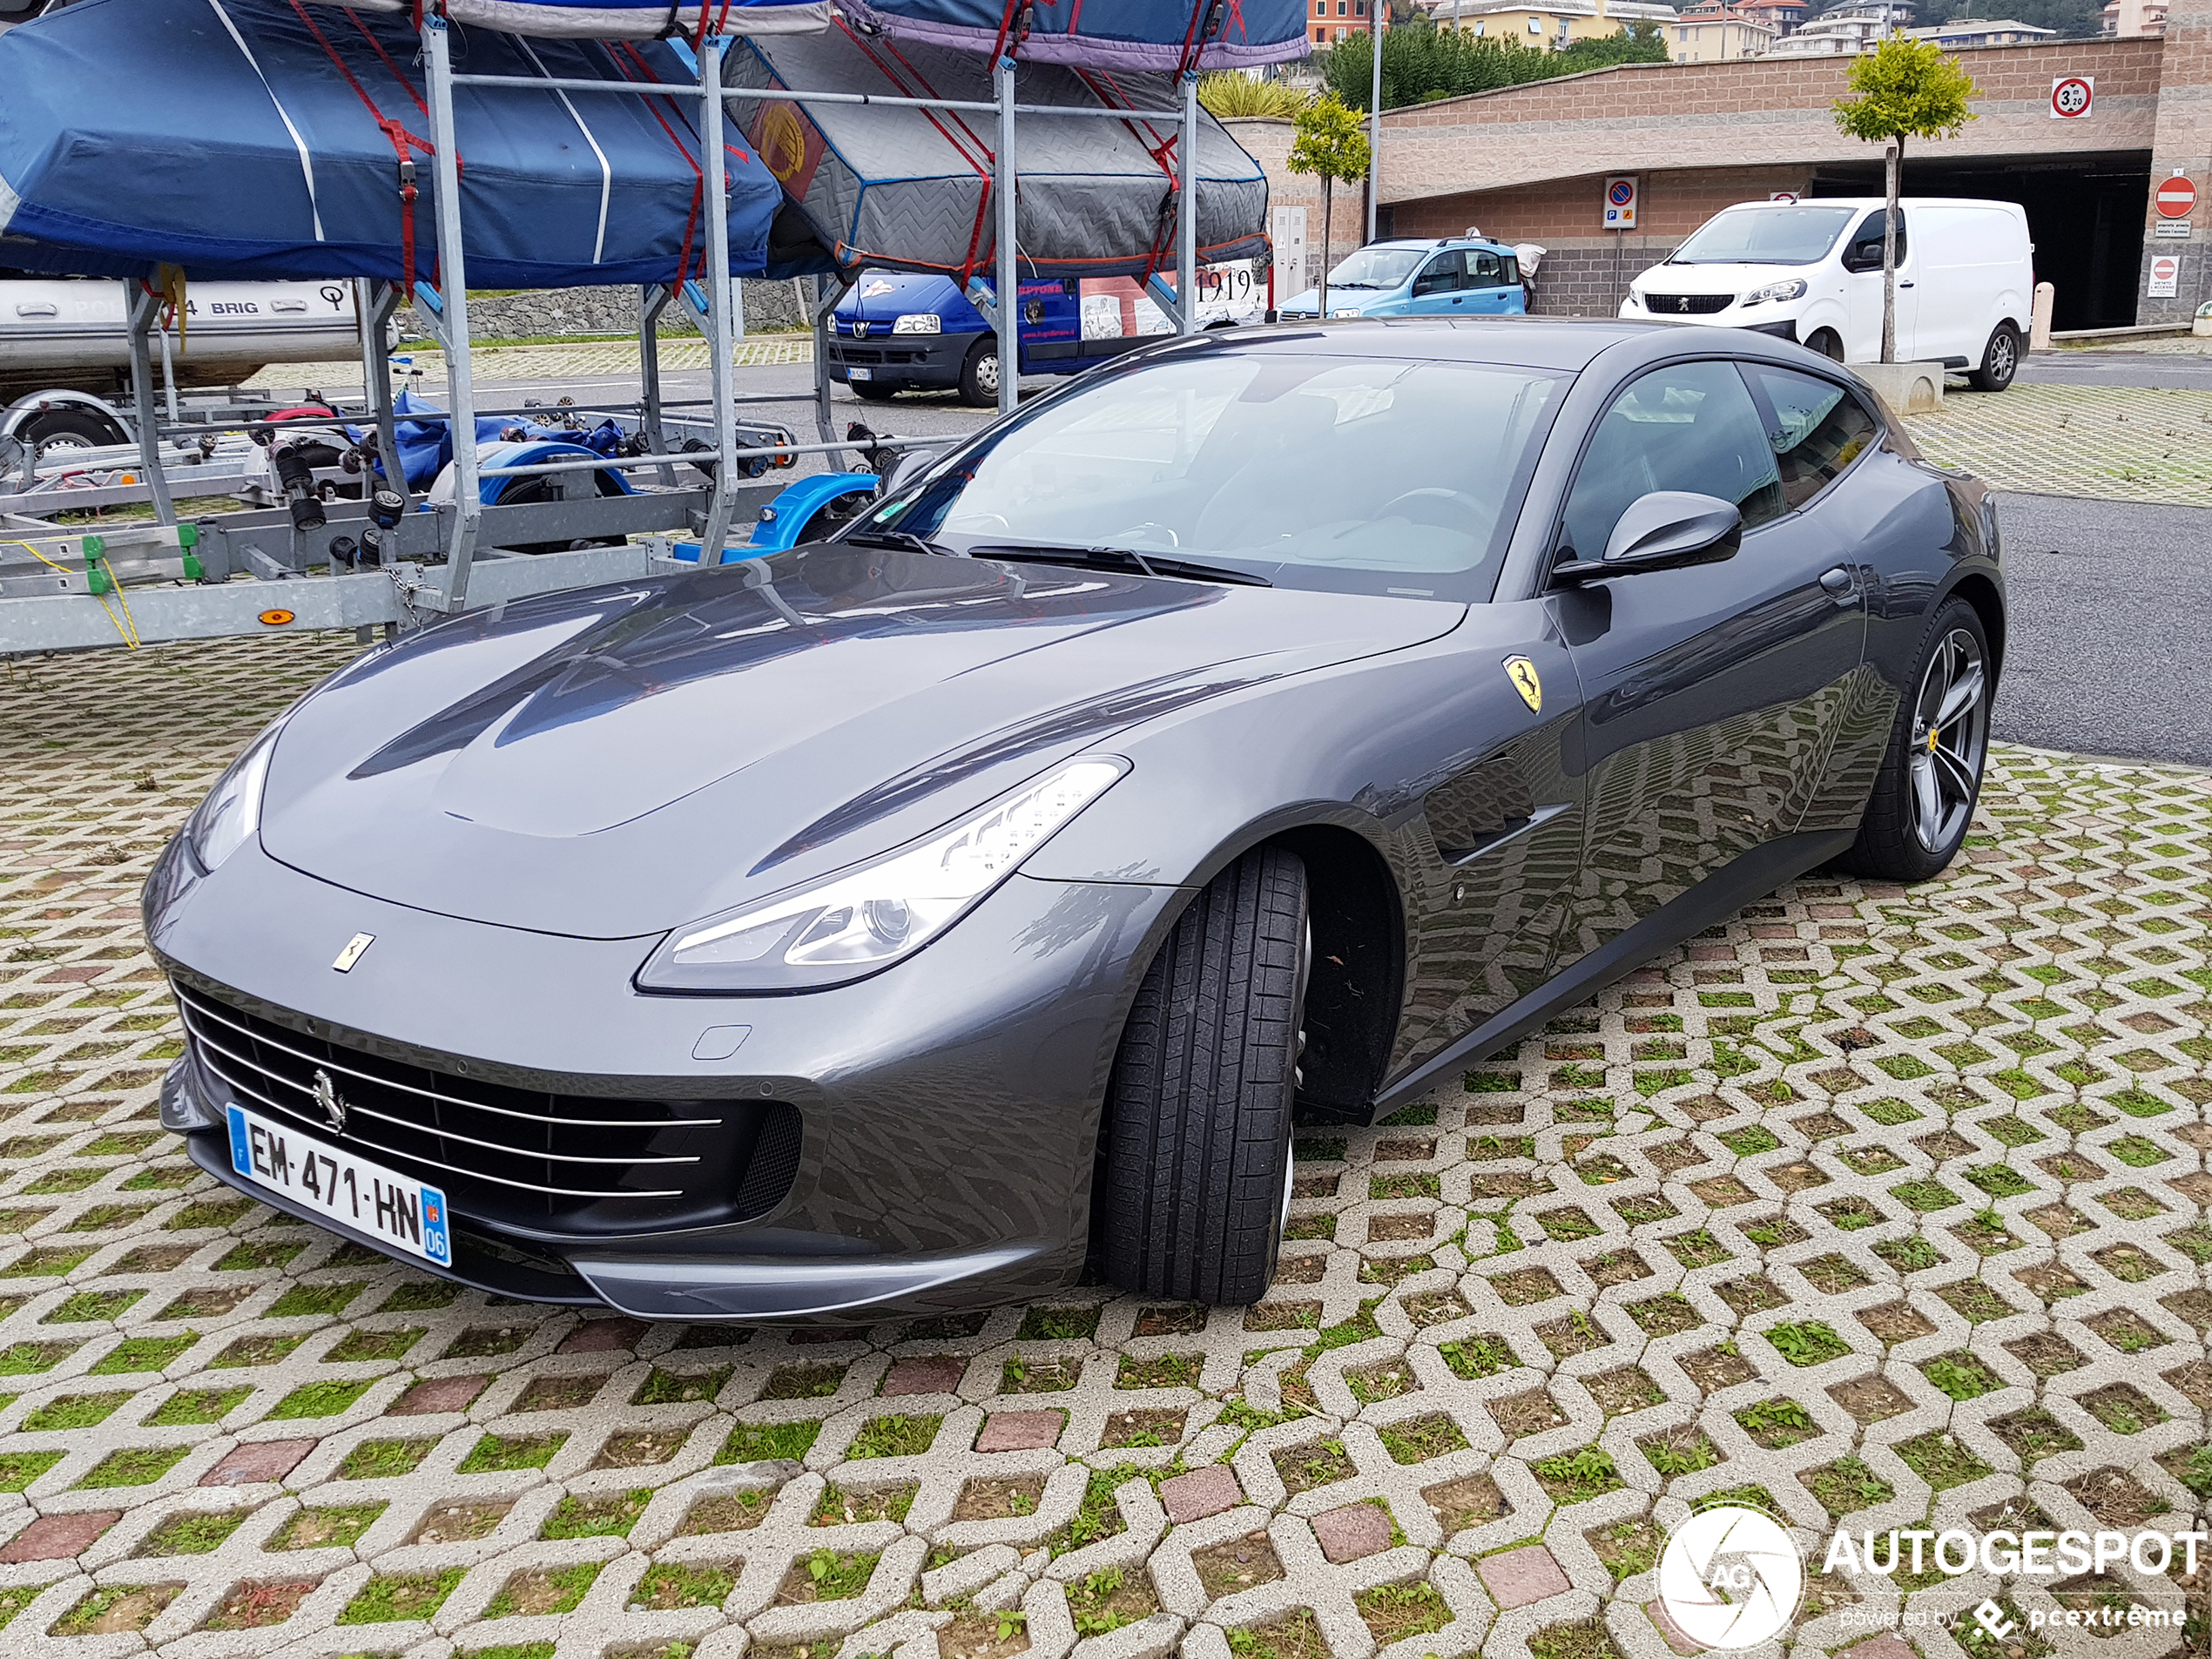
top-left (145, 319), bottom-right (2002, 1323)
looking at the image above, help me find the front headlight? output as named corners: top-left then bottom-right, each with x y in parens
top-left (637, 759), bottom-right (1127, 992)
top-left (185, 720), bottom-right (285, 874)
top-left (892, 313), bottom-right (942, 335)
top-left (1740, 279), bottom-right (1807, 307)
top-left (1624, 290), bottom-right (1644, 309)
top-left (1332, 307), bottom-right (1364, 319)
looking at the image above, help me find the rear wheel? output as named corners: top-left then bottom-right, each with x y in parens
top-left (1969, 322), bottom-right (2020, 392)
top-left (957, 337), bottom-right (1001, 408)
top-left (22, 408), bottom-right (127, 458)
top-left (1099, 846), bottom-right (1309, 1305)
top-left (1804, 327), bottom-right (1844, 363)
top-left (1835, 598), bottom-right (1991, 882)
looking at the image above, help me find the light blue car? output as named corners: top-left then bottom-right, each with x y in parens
top-left (1278, 237), bottom-right (1526, 320)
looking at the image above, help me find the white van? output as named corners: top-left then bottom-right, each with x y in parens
top-left (1620, 197), bottom-right (2034, 389)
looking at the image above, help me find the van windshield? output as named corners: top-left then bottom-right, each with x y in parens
top-left (1669, 206), bottom-right (1858, 266)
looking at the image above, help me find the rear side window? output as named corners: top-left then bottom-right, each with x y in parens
top-left (1469, 250), bottom-right (1505, 287)
top-left (1740, 364), bottom-right (1877, 511)
top-left (1559, 361), bottom-right (1785, 559)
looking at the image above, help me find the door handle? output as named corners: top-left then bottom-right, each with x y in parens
top-left (1819, 566), bottom-right (1855, 596)
top-left (1898, 281), bottom-right (1915, 289)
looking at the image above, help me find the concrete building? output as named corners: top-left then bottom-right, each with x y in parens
top-left (2103, 0), bottom-right (2169, 35)
top-left (1739, 0), bottom-right (1811, 35)
top-left (1909, 17), bottom-right (2059, 46)
top-left (1233, 0), bottom-right (2212, 330)
top-left (1421, 0), bottom-right (1678, 48)
top-left (1306, 0), bottom-right (1382, 46)
top-left (1669, 0), bottom-right (1781, 59)
top-left (1763, 0), bottom-right (1917, 55)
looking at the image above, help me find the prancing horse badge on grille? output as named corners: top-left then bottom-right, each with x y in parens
top-left (311, 1068), bottom-right (347, 1134)
top-left (332, 933), bottom-right (374, 972)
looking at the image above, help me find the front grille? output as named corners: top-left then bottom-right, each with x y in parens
top-left (1642, 293), bottom-right (1734, 315)
top-left (178, 987), bottom-right (802, 1237)
top-left (829, 347), bottom-right (926, 367)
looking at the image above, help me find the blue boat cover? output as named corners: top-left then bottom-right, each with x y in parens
top-left (844, 0), bottom-right (1311, 69)
top-left (321, 0), bottom-right (827, 44)
top-left (0, 0), bottom-right (789, 287)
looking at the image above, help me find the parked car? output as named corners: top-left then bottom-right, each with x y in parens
top-left (1276, 237), bottom-right (1528, 320)
top-left (148, 318), bottom-right (2000, 1319)
top-left (1620, 197), bottom-right (2033, 388)
top-left (826, 261), bottom-right (1265, 405)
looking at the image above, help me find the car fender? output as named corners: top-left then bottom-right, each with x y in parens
top-left (0, 387), bottom-right (133, 443)
top-left (749, 472), bottom-right (880, 551)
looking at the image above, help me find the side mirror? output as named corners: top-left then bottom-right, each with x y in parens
top-left (1554, 491), bottom-right (1742, 584)
top-left (1843, 240), bottom-right (1883, 273)
top-left (880, 448), bottom-right (935, 499)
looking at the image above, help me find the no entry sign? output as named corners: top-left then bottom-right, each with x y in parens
top-left (2050, 76), bottom-right (2093, 118)
top-left (2156, 174), bottom-right (2198, 219)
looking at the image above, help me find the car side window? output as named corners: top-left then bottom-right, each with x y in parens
top-left (1412, 252), bottom-right (1462, 296)
top-left (1844, 209), bottom-right (1907, 272)
top-left (1468, 250), bottom-right (1504, 287)
top-left (1558, 361), bottom-right (1785, 560)
top-left (1739, 363), bottom-right (1878, 512)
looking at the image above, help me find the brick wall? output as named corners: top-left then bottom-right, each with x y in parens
top-left (2142, 0), bottom-right (2211, 324)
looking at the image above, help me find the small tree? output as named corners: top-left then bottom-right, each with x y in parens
top-left (1833, 38), bottom-right (1978, 362)
top-left (1287, 92), bottom-right (1371, 316)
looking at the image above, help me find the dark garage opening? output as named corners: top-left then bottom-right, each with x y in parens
top-left (1809, 152), bottom-right (2151, 331)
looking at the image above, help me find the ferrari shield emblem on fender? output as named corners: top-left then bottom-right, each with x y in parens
top-left (1504, 656), bottom-right (1542, 713)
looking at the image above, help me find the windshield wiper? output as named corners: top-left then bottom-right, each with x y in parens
top-left (967, 543), bottom-right (1271, 588)
top-left (840, 528), bottom-right (956, 557)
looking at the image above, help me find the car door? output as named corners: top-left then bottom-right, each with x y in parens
top-left (1547, 357), bottom-right (1870, 968)
top-left (1841, 208), bottom-right (1920, 361)
top-left (1462, 247), bottom-right (1519, 316)
top-left (1405, 251), bottom-right (1466, 315)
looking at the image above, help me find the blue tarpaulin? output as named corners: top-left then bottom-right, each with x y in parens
top-left (0, 0), bottom-right (791, 287)
top-left (843, 0), bottom-right (1312, 70)
top-left (313, 0), bottom-right (826, 44)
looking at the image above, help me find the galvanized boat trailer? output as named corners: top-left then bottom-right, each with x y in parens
top-left (0, 19), bottom-right (1211, 658)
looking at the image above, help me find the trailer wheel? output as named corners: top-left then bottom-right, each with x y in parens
top-left (22, 408), bottom-right (127, 457)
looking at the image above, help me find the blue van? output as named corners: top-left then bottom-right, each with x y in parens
top-left (826, 265), bottom-right (1264, 406)
top-left (1277, 238), bottom-right (1527, 320)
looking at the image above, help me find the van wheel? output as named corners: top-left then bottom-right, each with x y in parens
top-left (1969, 323), bottom-right (2020, 392)
top-left (1804, 328), bottom-right (1844, 363)
top-left (957, 338), bottom-right (1001, 408)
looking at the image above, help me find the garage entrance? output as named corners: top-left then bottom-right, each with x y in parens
top-left (1809, 152), bottom-right (2153, 331)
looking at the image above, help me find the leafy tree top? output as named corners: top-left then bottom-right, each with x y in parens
top-left (1832, 37), bottom-right (1979, 146)
top-left (1287, 91), bottom-right (1372, 186)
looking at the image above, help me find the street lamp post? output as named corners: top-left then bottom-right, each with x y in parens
top-left (1366, 2), bottom-right (1381, 242)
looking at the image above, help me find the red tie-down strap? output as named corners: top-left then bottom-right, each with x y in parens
top-left (1076, 66), bottom-right (1181, 286)
top-left (288, 2), bottom-right (442, 290)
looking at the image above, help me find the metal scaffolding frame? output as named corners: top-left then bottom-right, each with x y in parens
top-left (0, 11), bottom-right (1212, 655)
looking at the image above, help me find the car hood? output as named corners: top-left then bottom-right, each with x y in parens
top-left (836, 273), bottom-right (971, 327)
top-left (259, 544), bottom-right (1463, 939)
top-left (1635, 261), bottom-right (1805, 293)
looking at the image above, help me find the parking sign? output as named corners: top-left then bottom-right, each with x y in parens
top-left (1603, 176), bottom-right (1638, 231)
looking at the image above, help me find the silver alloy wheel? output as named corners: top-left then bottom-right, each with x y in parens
top-left (1988, 328), bottom-right (2017, 383)
top-left (1908, 626), bottom-right (1987, 853)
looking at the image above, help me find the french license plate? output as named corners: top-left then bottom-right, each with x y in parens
top-left (846, 366), bottom-right (872, 381)
top-left (226, 1103), bottom-right (452, 1267)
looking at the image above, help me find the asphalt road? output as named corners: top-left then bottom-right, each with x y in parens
top-left (1990, 490), bottom-right (2212, 766)
top-left (2016, 349), bottom-right (2212, 389)
top-left (481, 364), bottom-right (2206, 766)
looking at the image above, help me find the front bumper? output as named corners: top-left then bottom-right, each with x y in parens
top-left (147, 833), bottom-right (1185, 1321)
top-left (824, 329), bottom-right (969, 389)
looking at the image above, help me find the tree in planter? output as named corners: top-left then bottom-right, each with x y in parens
top-left (1832, 37), bottom-right (1978, 363)
top-left (1287, 92), bottom-right (1371, 318)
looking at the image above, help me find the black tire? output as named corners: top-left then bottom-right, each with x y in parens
top-left (1804, 327), bottom-right (1845, 363)
top-left (1099, 846), bottom-right (1309, 1305)
top-left (23, 408), bottom-right (127, 456)
top-left (957, 337), bottom-right (1001, 408)
top-left (1834, 598), bottom-right (1993, 883)
top-left (849, 380), bottom-right (898, 401)
top-left (1969, 322), bottom-right (2020, 392)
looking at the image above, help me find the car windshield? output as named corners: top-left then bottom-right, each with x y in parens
top-left (1669, 206), bottom-right (1858, 266)
top-left (1324, 246), bottom-right (1425, 290)
top-left (847, 348), bottom-right (1563, 603)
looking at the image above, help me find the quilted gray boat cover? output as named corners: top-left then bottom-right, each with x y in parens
top-left (726, 23), bottom-right (1267, 280)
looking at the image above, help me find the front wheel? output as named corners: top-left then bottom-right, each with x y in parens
top-left (1098, 846), bottom-right (1309, 1305)
top-left (1804, 327), bottom-right (1845, 363)
top-left (957, 337), bottom-right (1001, 408)
top-left (1969, 322), bottom-right (2020, 392)
top-left (1835, 598), bottom-right (1992, 882)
